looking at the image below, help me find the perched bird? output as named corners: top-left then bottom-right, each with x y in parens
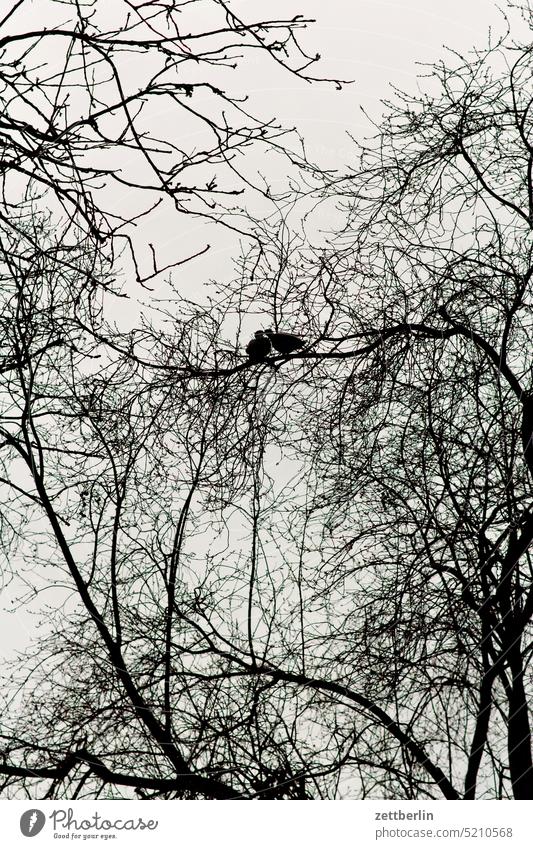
top-left (264, 329), bottom-right (305, 354)
top-left (245, 330), bottom-right (271, 363)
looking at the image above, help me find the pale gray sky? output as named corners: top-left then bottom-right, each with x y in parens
top-left (140, 0), bottom-right (513, 329)
top-left (244, 0), bottom-right (504, 160)
top-left (0, 0), bottom-right (516, 656)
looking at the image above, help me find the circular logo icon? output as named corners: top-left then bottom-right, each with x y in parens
top-left (20, 809), bottom-right (46, 837)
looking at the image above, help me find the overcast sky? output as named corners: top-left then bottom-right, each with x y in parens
top-left (211, 1), bottom-right (509, 262)
top-left (149, 0), bottom-right (515, 327)
top-left (246, 0), bottom-right (507, 160)
top-left (0, 0), bottom-right (517, 656)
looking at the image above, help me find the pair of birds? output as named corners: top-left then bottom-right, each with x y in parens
top-left (246, 329), bottom-right (304, 363)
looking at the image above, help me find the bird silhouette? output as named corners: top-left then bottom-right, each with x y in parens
top-left (245, 330), bottom-right (271, 363)
top-left (264, 329), bottom-right (304, 354)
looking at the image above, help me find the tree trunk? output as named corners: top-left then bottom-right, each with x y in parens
top-left (507, 643), bottom-right (533, 799)
top-left (464, 653), bottom-right (494, 798)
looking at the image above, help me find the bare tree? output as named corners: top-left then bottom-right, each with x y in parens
top-left (0, 0), bottom-right (342, 282)
top-left (2, 0), bottom-right (533, 802)
top-left (0, 0), bottom-right (350, 800)
top-left (211, 1), bottom-right (533, 798)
